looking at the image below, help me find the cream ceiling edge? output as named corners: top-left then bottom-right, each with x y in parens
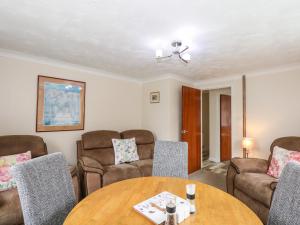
top-left (0, 48), bottom-right (195, 85)
top-left (0, 48), bottom-right (142, 84)
top-left (141, 73), bottom-right (195, 86)
top-left (1, 48), bottom-right (300, 87)
top-left (195, 63), bottom-right (300, 87)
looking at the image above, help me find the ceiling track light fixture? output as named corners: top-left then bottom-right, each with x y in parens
top-left (155, 41), bottom-right (191, 63)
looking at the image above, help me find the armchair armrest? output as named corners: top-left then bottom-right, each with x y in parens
top-left (68, 165), bottom-right (81, 202)
top-left (231, 157), bottom-right (269, 174)
top-left (69, 165), bottom-right (77, 177)
top-left (270, 181), bottom-right (278, 190)
top-left (78, 156), bottom-right (104, 175)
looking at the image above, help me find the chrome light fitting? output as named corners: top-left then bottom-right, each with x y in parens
top-left (155, 41), bottom-right (191, 63)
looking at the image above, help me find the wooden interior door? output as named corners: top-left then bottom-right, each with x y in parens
top-left (220, 95), bottom-right (232, 161)
top-left (181, 86), bottom-right (201, 174)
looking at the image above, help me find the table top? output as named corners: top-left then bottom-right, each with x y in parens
top-left (64, 177), bottom-right (262, 225)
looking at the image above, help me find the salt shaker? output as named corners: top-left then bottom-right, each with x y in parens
top-left (186, 184), bottom-right (196, 214)
top-left (165, 201), bottom-right (178, 225)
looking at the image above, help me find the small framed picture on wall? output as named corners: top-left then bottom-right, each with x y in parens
top-left (150, 91), bottom-right (160, 103)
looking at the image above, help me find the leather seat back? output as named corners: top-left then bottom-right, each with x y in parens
top-left (121, 130), bottom-right (154, 160)
top-left (0, 135), bottom-right (47, 158)
top-left (78, 130), bottom-right (155, 166)
top-left (80, 130), bottom-right (120, 166)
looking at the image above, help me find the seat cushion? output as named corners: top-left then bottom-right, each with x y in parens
top-left (130, 159), bottom-right (153, 176)
top-left (103, 164), bottom-right (141, 186)
top-left (235, 172), bottom-right (277, 207)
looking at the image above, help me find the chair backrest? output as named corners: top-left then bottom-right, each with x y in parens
top-left (12, 152), bottom-right (75, 225)
top-left (267, 162), bottom-right (300, 225)
top-left (78, 130), bottom-right (155, 166)
top-left (0, 135), bottom-right (47, 158)
top-left (152, 140), bottom-right (188, 178)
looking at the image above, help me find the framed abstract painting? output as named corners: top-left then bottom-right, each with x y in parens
top-left (36, 75), bottom-right (86, 132)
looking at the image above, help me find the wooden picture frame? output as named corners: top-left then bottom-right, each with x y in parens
top-left (36, 75), bottom-right (86, 132)
top-left (150, 91), bottom-right (160, 103)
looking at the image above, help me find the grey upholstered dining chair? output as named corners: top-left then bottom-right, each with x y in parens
top-left (152, 140), bottom-right (188, 178)
top-left (11, 152), bottom-right (76, 225)
top-left (267, 162), bottom-right (300, 225)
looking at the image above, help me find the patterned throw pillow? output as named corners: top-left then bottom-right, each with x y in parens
top-left (112, 138), bottom-right (139, 165)
top-left (267, 146), bottom-right (300, 178)
top-left (0, 151), bottom-right (31, 191)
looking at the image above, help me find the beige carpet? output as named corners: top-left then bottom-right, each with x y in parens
top-left (202, 160), bottom-right (229, 176)
top-left (188, 161), bottom-right (229, 192)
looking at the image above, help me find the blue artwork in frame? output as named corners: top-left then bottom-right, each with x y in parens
top-left (36, 76), bottom-right (85, 132)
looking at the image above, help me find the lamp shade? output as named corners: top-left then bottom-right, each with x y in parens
top-left (242, 137), bottom-right (253, 149)
top-left (155, 49), bottom-right (163, 58)
top-left (181, 53), bottom-right (191, 61)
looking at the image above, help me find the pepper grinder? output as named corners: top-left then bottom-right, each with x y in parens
top-left (165, 201), bottom-right (178, 225)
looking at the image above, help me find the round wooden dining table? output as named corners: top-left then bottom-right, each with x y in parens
top-left (64, 177), bottom-right (262, 225)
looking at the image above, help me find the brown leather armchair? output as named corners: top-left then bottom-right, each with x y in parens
top-left (77, 130), bottom-right (154, 196)
top-left (227, 137), bottom-right (300, 224)
top-left (0, 135), bottom-right (80, 225)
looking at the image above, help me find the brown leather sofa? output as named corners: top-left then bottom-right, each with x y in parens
top-left (77, 130), bottom-right (154, 196)
top-left (227, 136), bottom-right (300, 224)
top-left (0, 135), bottom-right (80, 225)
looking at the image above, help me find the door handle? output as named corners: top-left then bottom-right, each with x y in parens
top-left (181, 130), bottom-right (188, 134)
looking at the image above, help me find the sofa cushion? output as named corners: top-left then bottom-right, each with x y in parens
top-left (121, 130), bottom-right (154, 160)
top-left (112, 138), bottom-right (139, 165)
top-left (130, 159), bottom-right (153, 176)
top-left (137, 144), bottom-right (154, 160)
top-left (121, 130), bottom-right (154, 145)
top-left (267, 146), bottom-right (300, 178)
top-left (235, 172), bottom-right (277, 207)
top-left (0, 151), bottom-right (31, 191)
top-left (82, 131), bottom-right (120, 150)
top-left (0, 135), bottom-right (46, 158)
top-left (83, 148), bottom-right (115, 166)
top-left (102, 164), bottom-right (141, 186)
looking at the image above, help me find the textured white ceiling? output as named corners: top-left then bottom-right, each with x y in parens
top-left (0, 0), bottom-right (300, 81)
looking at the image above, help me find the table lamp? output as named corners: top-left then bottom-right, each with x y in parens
top-left (242, 137), bottom-right (253, 158)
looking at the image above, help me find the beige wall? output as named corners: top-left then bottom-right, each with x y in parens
top-left (247, 71), bottom-right (300, 159)
top-left (142, 78), bottom-right (188, 141)
top-left (0, 56), bottom-right (143, 164)
top-left (142, 79), bottom-right (170, 140)
top-left (198, 67), bottom-right (300, 160)
top-left (208, 88), bottom-right (231, 162)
